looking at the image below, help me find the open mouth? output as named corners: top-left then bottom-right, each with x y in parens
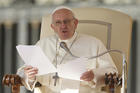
top-left (62, 31), bottom-right (68, 33)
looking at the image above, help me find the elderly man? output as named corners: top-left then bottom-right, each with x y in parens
top-left (17, 6), bottom-right (118, 93)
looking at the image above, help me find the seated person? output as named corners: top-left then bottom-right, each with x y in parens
top-left (17, 6), bottom-right (118, 93)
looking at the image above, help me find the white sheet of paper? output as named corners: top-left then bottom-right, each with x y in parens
top-left (16, 45), bottom-right (88, 81)
top-left (16, 45), bottom-right (57, 75)
top-left (57, 57), bottom-right (88, 81)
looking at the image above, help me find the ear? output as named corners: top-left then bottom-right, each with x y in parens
top-left (51, 24), bottom-right (54, 30)
top-left (74, 18), bottom-right (78, 28)
top-left (51, 24), bottom-right (57, 33)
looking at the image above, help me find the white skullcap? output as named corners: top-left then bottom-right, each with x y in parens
top-left (51, 6), bottom-right (74, 16)
top-left (51, 6), bottom-right (76, 23)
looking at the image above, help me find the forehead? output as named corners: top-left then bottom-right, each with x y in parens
top-left (52, 9), bottom-right (73, 20)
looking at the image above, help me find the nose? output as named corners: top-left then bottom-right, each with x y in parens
top-left (60, 22), bottom-right (67, 28)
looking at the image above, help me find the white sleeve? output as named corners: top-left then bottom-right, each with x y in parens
top-left (16, 66), bottom-right (37, 91)
top-left (88, 40), bottom-right (118, 88)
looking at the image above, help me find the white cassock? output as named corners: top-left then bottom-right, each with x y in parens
top-left (17, 32), bottom-right (118, 93)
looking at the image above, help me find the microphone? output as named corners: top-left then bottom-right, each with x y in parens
top-left (60, 41), bottom-right (127, 93)
top-left (60, 42), bottom-right (79, 58)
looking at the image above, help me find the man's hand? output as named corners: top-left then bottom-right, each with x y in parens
top-left (80, 70), bottom-right (94, 81)
top-left (24, 66), bottom-right (38, 81)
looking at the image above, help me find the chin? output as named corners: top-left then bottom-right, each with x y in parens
top-left (60, 36), bottom-right (70, 40)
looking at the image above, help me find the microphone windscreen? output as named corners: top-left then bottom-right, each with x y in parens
top-left (60, 42), bottom-right (67, 49)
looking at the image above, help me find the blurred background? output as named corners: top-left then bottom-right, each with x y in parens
top-left (0, 0), bottom-right (140, 93)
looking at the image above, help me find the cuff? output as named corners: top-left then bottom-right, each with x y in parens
top-left (24, 76), bottom-right (37, 91)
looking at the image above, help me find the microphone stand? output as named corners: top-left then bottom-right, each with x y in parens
top-left (60, 42), bottom-right (127, 93)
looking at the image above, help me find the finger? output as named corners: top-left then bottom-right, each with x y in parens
top-left (82, 71), bottom-right (91, 76)
top-left (29, 76), bottom-right (36, 80)
top-left (26, 70), bottom-right (38, 76)
top-left (84, 77), bottom-right (93, 81)
top-left (81, 76), bottom-right (93, 81)
top-left (80, 71), bottom-right (94, 81)
top-left (24, 65), bottom-right (33, 70)
top-left (24, 69), bottom-right (38, 77)
top-left (28, 74), bottom-right (36, 77)
top-left (27, 71), bottom-right (38, 80)
top-left (28, 68), bottom-right (38, 72)
top-left (80, 71), bottom-right (90, 78)
top-left (25, 67), bottom-right (38, 73)
top-left (80, 74), bottom-right (88, 80)
top-left (28, 74), bottom-right (36, 80)
top-left (28, 70), bottom-right (38, 75)
top-left (83, 70), bottom-right (94, 77)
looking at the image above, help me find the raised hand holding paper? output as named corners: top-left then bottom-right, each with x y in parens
top-left (16, 45), bottom-right (57, 75)
top-left (16, 45), bottom-right (88, 80)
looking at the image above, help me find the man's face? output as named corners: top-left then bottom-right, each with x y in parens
top-left (51, 9), bottom-right (78, 40)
